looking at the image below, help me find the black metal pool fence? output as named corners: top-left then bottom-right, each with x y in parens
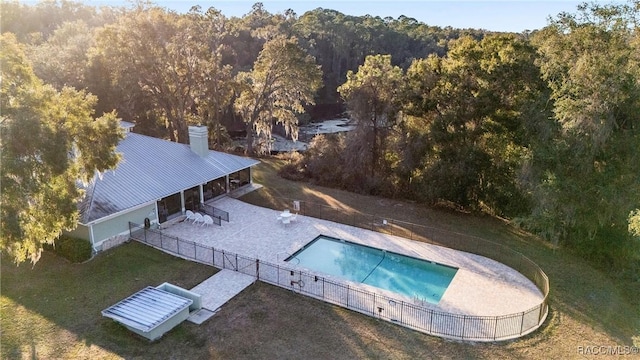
top-left (128, 208), bottom-right (549, 342)
top-left (261, 197), bottom-right (549, 305)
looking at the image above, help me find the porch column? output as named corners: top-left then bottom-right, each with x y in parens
top-left (225, 175), bottom-right (230, 193)
top-left (199, 184), bottom-right (204, 204)
top-left (180, 191), bottom-right (186, 213)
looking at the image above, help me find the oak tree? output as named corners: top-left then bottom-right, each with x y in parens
top-left (1, 34), bottom-right (123, 264)
top-left (528, 1), bottom-right (640, 266)
top-left (94, 5), bottom-right (233, 143)
top-left (338, 54), bottom-right (403, 184)
top-left (234, 36), bottom-right (322, 155)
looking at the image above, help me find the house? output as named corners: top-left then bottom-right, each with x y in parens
top-left (68, 122), bottom-right (260, 252)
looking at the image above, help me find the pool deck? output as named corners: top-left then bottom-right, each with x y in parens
top-left (160, 196), bottom-right (543, 318)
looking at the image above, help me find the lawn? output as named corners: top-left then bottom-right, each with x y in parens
top-left (1, 241), bottom-right (217, 359)
top-left (2, 158), bottom-right (638, 359)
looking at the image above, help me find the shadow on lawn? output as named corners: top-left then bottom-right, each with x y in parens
top-left (2, 238), bottom-right (636, 359)
top-left (0, 242), bottom-right (217, 359)
top-left (535, 250), bottom-right (640, 345)
top-left (241, 173), bottom-right (639, 348)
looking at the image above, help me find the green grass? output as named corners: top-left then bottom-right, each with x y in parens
top-left (1, 158), bottom-right (638, 359)
top-left (242, 159), bottom-right (640, 352)
top-left (1, 242), bottom-right (217, 359)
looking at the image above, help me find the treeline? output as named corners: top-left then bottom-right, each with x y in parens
top-left (284, 2), bottom-right (640, 273)
top-left (2, 0), bottom-right (639, 273)
top-left (2, 1), bottom-right (486, 143)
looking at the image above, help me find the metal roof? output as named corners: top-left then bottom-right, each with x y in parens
top-left (101, 286), bottom-right (193, 332)
top-left (79, 132), bottom-right (260, 223)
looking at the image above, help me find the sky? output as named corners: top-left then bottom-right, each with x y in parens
top-left (26, 0), bottom-right (622, 33)
top-left (164, 1), bottom-right (587, 32)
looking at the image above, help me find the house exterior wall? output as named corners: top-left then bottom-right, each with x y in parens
top-left (66, 224), bottom-right (91, 241)
top-left (92, 203), bottom-right (157, 251)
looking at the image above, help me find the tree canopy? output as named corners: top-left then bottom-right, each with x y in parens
top-left (92, 5), bottom-right (235, 144)
top-left (3, 0), bottom-right (639, 272)
top-left (525, 1), bottom-right (640, 267)
top-left (234, 36), bottom-right (322, 155)
top-left (1, 33), bottom-right (123, 264)
top-left (338, 54), bottom-right (403, 185)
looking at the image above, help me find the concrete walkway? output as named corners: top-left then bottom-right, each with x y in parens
top-left (191, 269), bottom-right (256, 312)
top-left (186, 269), bottom-right (255, 324)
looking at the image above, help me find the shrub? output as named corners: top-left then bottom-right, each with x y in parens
top-left (45, 235), bottom-right (93, 263)
top-left (278, 151), bottom-right (307, 181)
top-left (305, 134), bottom-right (346, 186)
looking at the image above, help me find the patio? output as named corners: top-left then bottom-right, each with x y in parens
top-left (160, 197), bottom-right (543, 318)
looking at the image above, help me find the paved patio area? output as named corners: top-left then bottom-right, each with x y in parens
top-left (161, 197), bottom-right (543, 318)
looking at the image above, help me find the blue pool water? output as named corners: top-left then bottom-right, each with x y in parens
top-left (286, 236), bottom-right (458, 304)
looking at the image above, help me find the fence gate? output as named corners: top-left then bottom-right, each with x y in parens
top-left (223, 252), bottom-right (237, 270)
top-left (289, 270), bottom-right (305, 293)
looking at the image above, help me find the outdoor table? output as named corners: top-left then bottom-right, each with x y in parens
top-left (280, 210), bottom-right (292, 224)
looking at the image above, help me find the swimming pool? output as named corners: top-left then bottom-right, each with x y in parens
top-left (286, 235), bottom-right (458, 304)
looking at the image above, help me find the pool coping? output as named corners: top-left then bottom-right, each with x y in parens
top-left (285, 234), bottom-right (459, 304)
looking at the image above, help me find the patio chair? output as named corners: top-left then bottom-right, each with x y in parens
top-left (185, 210), bottom-right (195, 222)
top-left (192, 213), bottom-right (204, 225)
top-left (290, 213), bottom-right (298, 222)
top-left (203, 215), bottom-right (214, 227)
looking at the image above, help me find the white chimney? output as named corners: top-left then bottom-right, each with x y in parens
top-left (188, 126), bottom-right (209, 157)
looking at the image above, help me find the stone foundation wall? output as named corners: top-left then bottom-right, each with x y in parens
top-left (98, 234), bottom-right (130, 252)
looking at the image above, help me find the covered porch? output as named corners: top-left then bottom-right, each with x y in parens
top-left (156, 167), bottom-right (253, 224)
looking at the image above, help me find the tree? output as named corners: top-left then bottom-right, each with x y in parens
top-left (93, 5), bottom-right (233, 143)
top-left (0, 33), bottom-right (123, 264)
top-left (294, 9), bottom-right (365, 105)
top-left (400, 35), bottom-right (548, 215)
top-left (234, 36), bottom-right (322, 155)
top-left (527, 1), bottom-right (640, 267)
top-left (0, 0), bottom-right (106, 43)
top-left (185, 6), bottom-right (236, 148)
top-left (338, 54), bottom-right (403, 186)
top-left (29, 20), bottom-right (95, 91)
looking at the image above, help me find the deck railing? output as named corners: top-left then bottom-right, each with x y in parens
top-left (196, 203), bottom-right (229, 226)
top-left (204, 203), bottom-right (230, 223)
top-left (128, 216), bottom-right (548, 341)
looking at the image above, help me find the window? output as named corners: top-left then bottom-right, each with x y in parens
top-left (157, 193), bottom-right (182, 223)
top-left (204, 177), bottom-right (226, 201)
top-left (229, 168), bottom-right (250, 190)
top-left (184, 186), bottom-right (200, 211)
